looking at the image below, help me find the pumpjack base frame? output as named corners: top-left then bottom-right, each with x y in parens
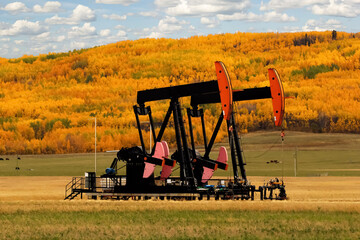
top-left (65, 176), bottom-right (287, 201)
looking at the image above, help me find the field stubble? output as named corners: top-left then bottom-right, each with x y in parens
top-left (0, 177), bottom-right (359, 239)
top-left (0, 176), bottom-right (359, 216)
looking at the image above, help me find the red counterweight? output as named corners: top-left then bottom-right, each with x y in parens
top-left (268, 68), bottom-right (285, 127)
top-left (215, 61), bottom-right (233, 121)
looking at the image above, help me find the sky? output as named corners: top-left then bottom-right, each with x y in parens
top-left (0, 0), bottom-right (360, 59)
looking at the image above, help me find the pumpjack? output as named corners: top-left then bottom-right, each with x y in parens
top-left (65, 62), bottom-right (287, 201)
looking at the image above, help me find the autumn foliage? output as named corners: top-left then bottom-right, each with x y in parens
top-left (0, 31), bottom-right (359, 154)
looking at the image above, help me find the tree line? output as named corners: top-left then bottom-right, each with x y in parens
top-left (0, 30), bottom-right (359, 154)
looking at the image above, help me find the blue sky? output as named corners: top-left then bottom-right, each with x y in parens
top-left (0, 0), bottom-right (359, 58)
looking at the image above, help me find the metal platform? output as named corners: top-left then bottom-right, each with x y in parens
top-left (65, 175), bottom-right (285, 201)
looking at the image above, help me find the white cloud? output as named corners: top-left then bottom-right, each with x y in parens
top-left (282, 26), bottom-right (302, 32)
top-left (28, 32), bottom-right (65, 51)
top-left (302, 19), bottom-right (344, 31)
top-left (68, 23), bottom-right (96, 38)
top-left (117, 30), bottom-right (127, 37)
top-left (45, 4), bottom-right (95, 25)
top-left (95, 29), bottom-right (127, 45)
top-left (95, 0), bottom-right (139, 6)
top-left (158, 16), bottom-right (182, 33)
top-left (57, 35), bottom-right (66, 42)
top-left (260, 0), bottom-right (327, 11)
top-left (154, 0), bottom-right (178, 8)
top-left (103, 14), bottom-right (127, 20)
top-left (1, 2), bottom-right (30, 14)
top-left (217, 12), bottom-right (247, 21)
top-left (1, 38), bottom-right (10, 42)
top-left (261, 0), bottom-right (360, 17)
top-left (139, 11), bottom-right (158, 17)
top-left (200, 17), bottom-right (219, 28)
top-left (0, 20), bottom-right (47, 36)
top-left (263, 11), bottom-right (296, 22)
top-left (217, 11), bottom-right (296, 22)
top-left (72, 5), bottom-right (96, 22)
top-left (33, 1), bottom-right (61, 13)
top-left (71, 41), bottom-right (86, 49)
top-left (100, 29), bottom-right (111, 37)
top-left (159, 0), bottom-right (251, 16)
top-left (32, 32), bottom-right (51, 40)
top-left (312, 1), bottom-right (360, 17)
top-left (148, 31), bottom-right (162, 38)
top-left (115, 24), bottom-right (126, 29)
top-left (31, 44), bottom-right (51, 53)
top-left (45, 15), bottom-right (70, 25)
top-left (158, 16), bottom-right (185, 32)
top-left (147, 16), bottom-right (189, 38)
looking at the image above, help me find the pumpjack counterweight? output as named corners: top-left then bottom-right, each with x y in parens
top-left (65, 62), bottom-right (287, 201)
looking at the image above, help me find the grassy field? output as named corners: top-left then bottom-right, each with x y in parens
top-left (0, 131), bottom-right (359, 177)
top-left (1, 204), bottom-right (359, 239)
top-left (0, 152), bottom-right (114, 176)
top-left (0, 176), bottom-right (359, 239)
top-left (0, 131), bottom-right (359, 239)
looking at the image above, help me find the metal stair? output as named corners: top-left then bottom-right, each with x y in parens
top-left (64, 191), bottom-right (81, 200)
top-left (64, 177), bottom-right (83, 200)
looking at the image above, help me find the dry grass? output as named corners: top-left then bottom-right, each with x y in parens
top-left (0, 176), bottom-right (359, 212)
top-left (0, 176), bottom-right (69, 201)
top-left (0, 176), bottom-right (359, 239)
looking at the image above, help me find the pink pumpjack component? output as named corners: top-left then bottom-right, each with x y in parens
top-left (160, 141), bottom-right (174, 180)
top-left (161, 141), bottom-right (169, 157)
top-left (201, 147), bottom-right (228, 183)
top-left (143, 142), bottom-right (165, 178)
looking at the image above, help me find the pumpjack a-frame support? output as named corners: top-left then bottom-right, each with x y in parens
top-left (131, 61), bottom-right (285, 188)
top-left (134, 80), bottom-right (222, 188)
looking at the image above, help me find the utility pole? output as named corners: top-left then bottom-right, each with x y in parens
top-left (89, 117), bottom-right (97, 175)
top-left (95, 117), bottom-right (97, 175)
top-left (281, 130), bottom-right (285, 181)
top-left (293, 146), bottom-right (297, 177)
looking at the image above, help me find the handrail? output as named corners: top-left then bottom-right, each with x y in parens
top-left (65, 177), bottom-right (84, 199)
top-left (65, 175), bottom-right (131, 199)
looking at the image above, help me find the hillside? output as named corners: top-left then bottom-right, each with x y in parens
top-left (0, 31), bottom-right (359, 154)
